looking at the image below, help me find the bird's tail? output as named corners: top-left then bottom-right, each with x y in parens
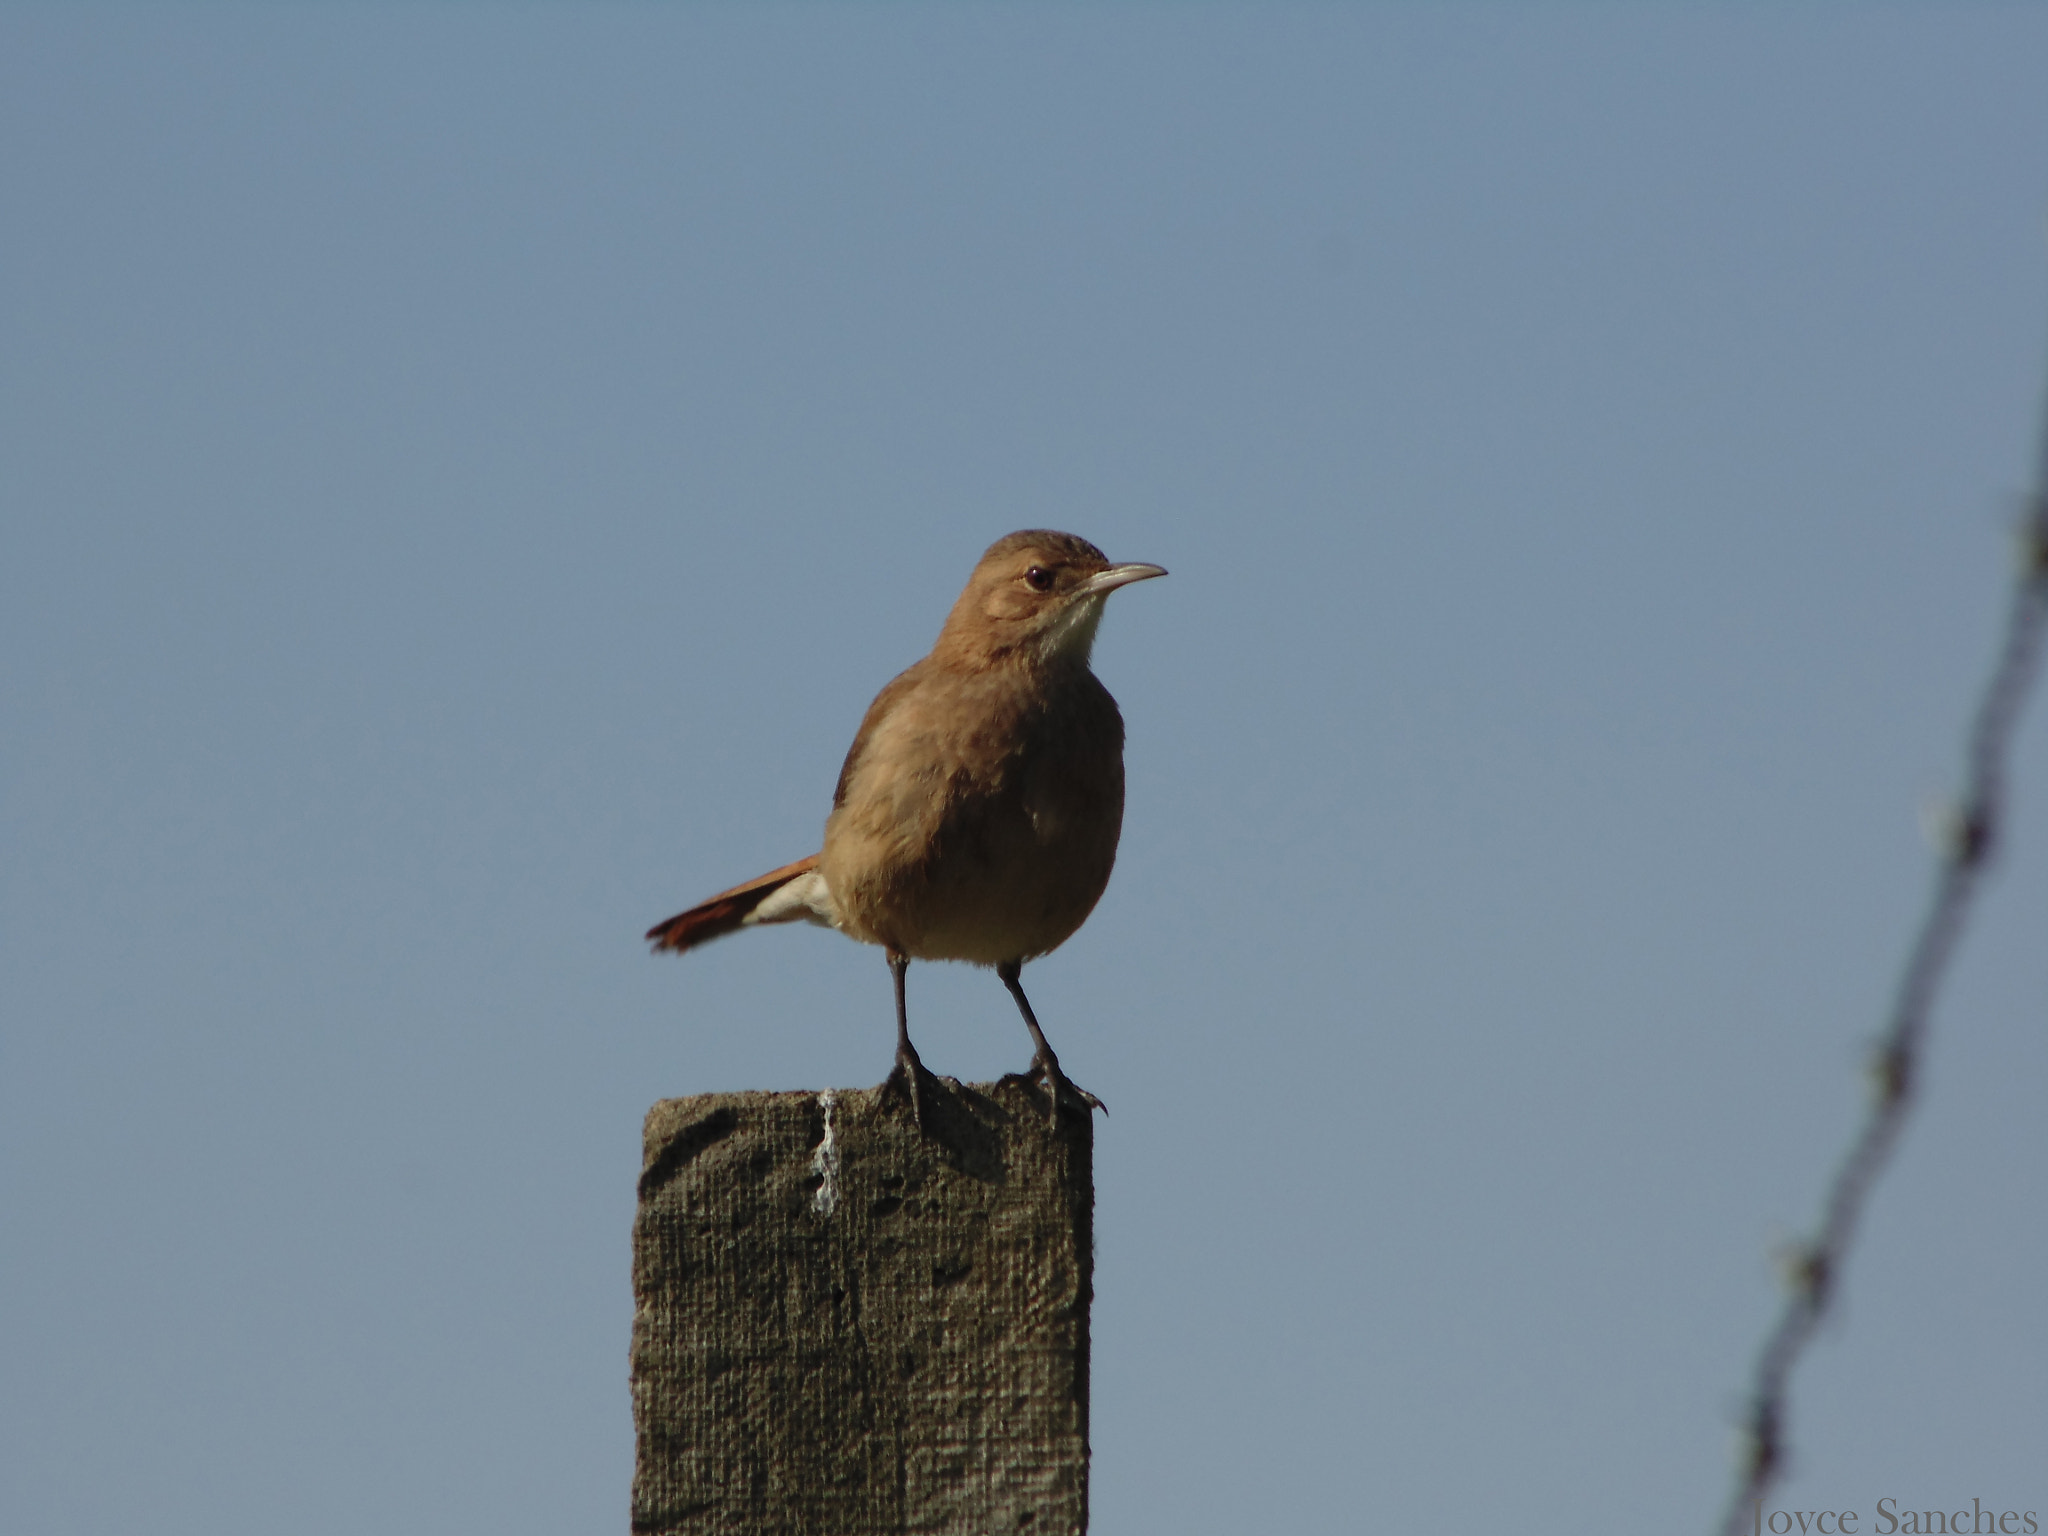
top-left (645, 854), bottom-right (839, 953)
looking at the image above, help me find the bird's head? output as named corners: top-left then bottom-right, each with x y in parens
top-left (936, 530), bottom-right (1166, 669)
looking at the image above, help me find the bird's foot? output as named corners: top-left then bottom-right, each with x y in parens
top-left (1004, 1051), bottom-right (1105, 1128)
top-left (884, 1042), bottom-right (936, 1130)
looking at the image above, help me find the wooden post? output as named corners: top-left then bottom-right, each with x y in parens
top-left (630, 1079), bottom-right (1094, 1535)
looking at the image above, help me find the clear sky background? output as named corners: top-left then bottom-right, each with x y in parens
top-left (5, 6), bottom-right (2046, 1533)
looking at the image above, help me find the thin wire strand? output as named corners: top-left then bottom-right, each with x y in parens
top-left (1712, 374), bottom-right (2048, 1536)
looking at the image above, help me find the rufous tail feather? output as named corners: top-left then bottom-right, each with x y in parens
top-left (645, 854), bottom-right (825, 953)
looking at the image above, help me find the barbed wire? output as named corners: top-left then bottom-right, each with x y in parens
top-left (1713, 370), bottom-right (2048, 1536)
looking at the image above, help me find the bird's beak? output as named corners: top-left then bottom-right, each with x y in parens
top-left (1080, 562), bottom-right (1168, 596)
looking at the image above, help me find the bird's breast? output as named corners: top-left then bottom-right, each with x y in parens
top-left (819, 664), bottom-right (1126, 964)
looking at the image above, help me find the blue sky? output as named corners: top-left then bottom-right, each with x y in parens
top-left (5, 7), bottom-right (2046, 1532)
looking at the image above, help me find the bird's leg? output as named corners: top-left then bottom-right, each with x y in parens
top-left (997, 960), bottom-right (1104, 1125)
top-left (884, 949), bottom-right (931, 1128)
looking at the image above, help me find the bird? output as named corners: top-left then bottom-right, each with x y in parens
top-left (646, 529), bottom-right (1165, 1127)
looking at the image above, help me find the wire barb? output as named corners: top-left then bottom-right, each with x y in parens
top-left (1711, 368), bottom-right (2048, 1536)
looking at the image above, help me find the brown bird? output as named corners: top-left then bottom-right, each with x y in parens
top-left (647, 530), bottom-right (1165, 1125)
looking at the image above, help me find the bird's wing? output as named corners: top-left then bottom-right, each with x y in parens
top-left (831, 661), bottom-right (931, 810)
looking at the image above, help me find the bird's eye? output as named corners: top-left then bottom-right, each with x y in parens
top-left (1024, 566), bottom-right (1056, 592)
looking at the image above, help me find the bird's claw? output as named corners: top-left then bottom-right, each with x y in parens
top-left (886, 1045), bottom-right (934, 1130)
top-left (1003, 1053), bottom-right (1104, 1127)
